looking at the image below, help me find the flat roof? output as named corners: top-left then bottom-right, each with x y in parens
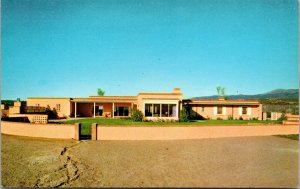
top-left (71, 96), bottom-right (137, 103)
top-left (185, 99), bottom-right (260, 105)
top-left (138, 92), bottom-right (182, 95)
top-left (27, 97), bottom-right (71, 99)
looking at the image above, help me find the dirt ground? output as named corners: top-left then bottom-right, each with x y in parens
top-left (1, 134), bottom-right (298, 188)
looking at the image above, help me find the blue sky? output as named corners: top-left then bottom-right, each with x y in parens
top-left (2, 0), bottom-right (298, 100)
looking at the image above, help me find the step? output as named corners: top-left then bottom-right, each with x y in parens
top-left (287, 115), bottom-right (299, 119)
top-left (287, 117), bottom-right (299, 121)
top-left (283, 120), bottom-right (299, 125)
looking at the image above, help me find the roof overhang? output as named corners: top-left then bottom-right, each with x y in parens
top-left (185, 100), bottom-right (260, 106)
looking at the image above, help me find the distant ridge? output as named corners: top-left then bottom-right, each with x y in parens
top-left (191, 89), bottom-right (299, 100)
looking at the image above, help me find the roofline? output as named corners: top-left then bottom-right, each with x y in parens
top-left (27, 97), bottom-right (71, 99)
top-left (138, 93), bottom-right (182, 95)
top-left (89, 96), bottom-right (137, 98)
top-left (185, 99), bottom-right (259, 102)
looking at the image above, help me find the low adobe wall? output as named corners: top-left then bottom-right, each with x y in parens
top-left (1, 121), bottom-right (80, 140)
top-left (94, 125), bottom-right (299, 140)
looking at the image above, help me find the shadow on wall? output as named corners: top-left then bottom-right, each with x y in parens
top-left (1, 117), bottom-right (30, 123)
top-left (185, 107), bottom-right (206, 120)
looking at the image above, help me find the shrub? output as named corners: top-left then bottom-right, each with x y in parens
top-left (217, 117), bottom-right (223, 120)
top-left (239, 116), bottom-right (243, 120)
top-left (277, 113), bottom-right (287, 122)
top-left (45, 106), bottom-right (58, 119)
top-left (130, 109), bottom-right (144, 122)
top-left (228, 115), bottom-right (233, 120)
top-left (179, 108), bottom-right (190, 122)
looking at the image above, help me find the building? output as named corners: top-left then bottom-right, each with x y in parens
top-left (25, 88), bottom-right (263, 120)
top-left (183, 96), bottom-right (262, 120)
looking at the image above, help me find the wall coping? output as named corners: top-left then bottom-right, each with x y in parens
top-left (1, 121), bottom-right (73, 127)
top-left (96, 124), bottom-right (296, 127)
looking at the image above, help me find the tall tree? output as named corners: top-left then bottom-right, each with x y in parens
top-left (97, 88), bottom-right (105, 96)
top-left (216, 86), bottom-right (225, 96)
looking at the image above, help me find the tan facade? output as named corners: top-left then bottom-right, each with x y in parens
top-left (185, 98), bottom-right (262, 120)
top-left (27, 98), bottom-right (71, 118)
top-left (23, 88), bottom-right (263, 120)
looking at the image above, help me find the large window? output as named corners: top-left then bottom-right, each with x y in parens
top-left (162, 104), bottom-right (168, 117)
top-left (145, 104), bottom-right (153, 116)
top-left (114, 106), bottom-right (129, 116)
top-left (153, 104), bottom-right (160, 117)
top-left (145, 103), bottom-right (177, 117)
top-left (92, 106), bottom-right (103, 116)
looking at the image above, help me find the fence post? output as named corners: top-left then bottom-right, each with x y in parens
top-left (74, 123), bottom-right (81, 140)
top-left (91, 123), bottom-right (97, 140)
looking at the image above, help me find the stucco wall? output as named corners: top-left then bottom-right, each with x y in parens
top-left (1, 121), bottom-right (78, 139)
top-left (27, 98), bottom-right (71, 118)
top-left (96, 125), bottom-right (298, 140)
top-left (190, 105), bottom-right (262, 120)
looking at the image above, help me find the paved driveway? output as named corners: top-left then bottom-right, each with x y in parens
top-left (2, 134), bottom-right (298, 188)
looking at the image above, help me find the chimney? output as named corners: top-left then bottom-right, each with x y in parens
top-left (218, 96), bottom-right (225, 101)
top-left (173, 88), bottom-right (181, 94)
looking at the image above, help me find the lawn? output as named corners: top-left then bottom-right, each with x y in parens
top-left (61, 118), bottom-right (281, 135)
top-left (276, 134), bottom-right (299, 141)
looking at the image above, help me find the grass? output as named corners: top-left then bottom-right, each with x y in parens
top-left (61, 118), bottom-right (281, 135)
top-left (276, 134), bottom-right (299, 141)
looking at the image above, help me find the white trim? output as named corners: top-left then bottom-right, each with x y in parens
top-left (93, 102), bottom-right (96, 118)
top-left (75, 102), bottom-right (77, 118)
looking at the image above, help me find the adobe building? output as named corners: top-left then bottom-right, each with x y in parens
top-left (25, 88), bottom-right (262, 120)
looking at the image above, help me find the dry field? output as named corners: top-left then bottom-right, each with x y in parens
top-left (1, 134), bottom-right (298, 188)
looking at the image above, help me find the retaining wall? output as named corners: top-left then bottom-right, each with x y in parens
top-left (94, 125), bottom-right (299, 140)
top-left (1, 121), bottom-right (79, 140)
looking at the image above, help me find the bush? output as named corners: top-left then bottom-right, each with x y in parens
top-left (217, 117), bottom-right (223, 120)
top-left (179, 108), bottom-right (190, 122)
top-left (228, 115), bottom-right (233, 120)
top-left (277, 113), bottom-right (287, 122)
top-left (239, 116), bottom-right (243, 120)
top-left (130, 109), bottom-right (144, 122)
top-left (45, 105), bottom-right (58, 119)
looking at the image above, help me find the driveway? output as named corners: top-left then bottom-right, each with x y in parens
top-left (1, 134), bottom-right (298, 188)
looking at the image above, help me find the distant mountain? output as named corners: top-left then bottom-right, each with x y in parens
top-left (191, 89), bottom-right (299, 100)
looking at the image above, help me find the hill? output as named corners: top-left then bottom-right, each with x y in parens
top-left (192, 89), bottom-right (299, 103)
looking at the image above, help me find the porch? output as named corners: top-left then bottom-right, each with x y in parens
top-left (71, 98), bottom-right (137, 118)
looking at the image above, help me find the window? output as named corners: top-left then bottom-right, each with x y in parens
top-left (217, 106), bottom-right (222, 114)
top-left (169, 104), bottom-right (176, 117)
top-left (114, 106), bottom-right (129, 116)
top-left (242, 107), bottom-right (247, 115)
top-left (162, 104), bottom-right (168, 117)
top-left (144, 103), bottom-right (177, 117)
top-left (56, 104), bottom-right (61, 111)
top-left (153, 104), bottom-right (161, 117)
top-left (145, 104), bottom-right (153, 116)
top-left (93, 106), bottom-right (103, 116)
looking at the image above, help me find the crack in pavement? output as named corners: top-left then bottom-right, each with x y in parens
top-left (34, 142), bottom-right (82, 187)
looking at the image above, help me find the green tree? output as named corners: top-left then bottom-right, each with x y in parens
top-left (216, 86), bottom-right (226, 96)
top-left (179, 107), bottom-right (190, 122)
top-left (97, 88), bottom-right (105, 96)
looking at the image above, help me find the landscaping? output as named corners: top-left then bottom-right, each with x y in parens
top-left (61, 118), bottom-right (281, 135)
top-left (276, 134), bottom-right (299, 141)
